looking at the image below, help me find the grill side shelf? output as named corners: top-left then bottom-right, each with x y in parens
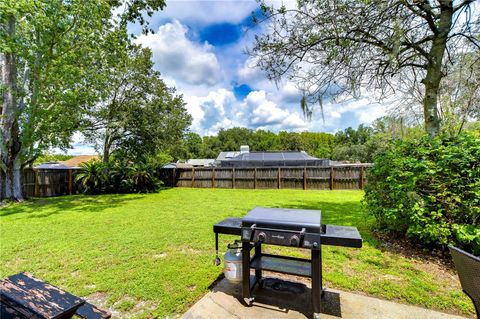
top-left (250, 254), bottom-right (312, 278)
top-left (321, 225), bottom-right (362, 248)
top-left (213, 218), bottom-right (242, 235)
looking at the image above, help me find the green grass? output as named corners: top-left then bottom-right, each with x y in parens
top-left (0, 188), bottom-right (474, 318)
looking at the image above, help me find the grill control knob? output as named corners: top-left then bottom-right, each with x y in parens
top-left (290, 235), bottom-right (300, 246)
top-left (257, 232), bottom-right (266, 242)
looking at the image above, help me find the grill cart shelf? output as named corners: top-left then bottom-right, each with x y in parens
top-left (213, 207), bottom-right (362, 319)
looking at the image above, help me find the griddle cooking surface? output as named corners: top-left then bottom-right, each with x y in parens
top-left (242, 207), bottom-right (322, 233)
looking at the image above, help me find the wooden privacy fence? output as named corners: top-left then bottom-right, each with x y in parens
top-left (21, 164), bottom-right (372, 197)
top-left (22, 168), bottom-right (82, 197)
top-left (167, 164), bottom-right (372, 190)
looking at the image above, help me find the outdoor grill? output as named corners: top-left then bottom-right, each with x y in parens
top-left (214, 207), bottom-right (362, 319)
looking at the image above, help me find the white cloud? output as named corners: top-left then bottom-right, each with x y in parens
top-left (185, 89), bottom-right (237, 135)
top-left (183, 89), bottom-right (308, 135)
top-left (136, 20), bottom-right (222, 86)
top-left (244, 91), bottom-right (306, 130)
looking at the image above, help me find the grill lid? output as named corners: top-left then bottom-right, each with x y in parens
top-left (242, 207), bottom-right (322, 233)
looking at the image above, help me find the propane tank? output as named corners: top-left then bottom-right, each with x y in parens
top-left (223, 240), bottom-right (242, 283)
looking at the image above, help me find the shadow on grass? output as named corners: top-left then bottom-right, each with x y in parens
top-left (0, 193), bottom-right (147, 219)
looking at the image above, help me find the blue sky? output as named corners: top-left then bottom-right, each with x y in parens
top-left (69, 0), bottom-right (386, 155)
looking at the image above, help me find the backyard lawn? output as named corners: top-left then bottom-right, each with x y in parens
top-left (0, 188), bottom-right (474, 318)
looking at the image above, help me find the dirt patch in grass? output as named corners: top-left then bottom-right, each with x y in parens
top-left (180, 247), bottom-right (203, 255)
top-left (85, 293), bottom-right (159, 319)
top-left (411, 260), bottom-right (461, 290)
top-left (84, 292), bottom-right (122, 318)
top-left (373, 231), bottom-right (455, 267)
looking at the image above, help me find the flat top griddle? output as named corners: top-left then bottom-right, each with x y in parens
top-left (213, 206), bottom-right (363, 319)
top-left (242, 207), bottom-right (322, 233)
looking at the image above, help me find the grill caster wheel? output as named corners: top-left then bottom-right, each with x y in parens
top-left (244, 297), bottom-right (255, 306)
top-left (313, 313), bottom-right (321, 319)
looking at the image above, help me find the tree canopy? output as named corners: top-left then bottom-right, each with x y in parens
top-left (0, 0), bottom-right (166, 200)
top-left (251, 0), bottom-right (479, 137)
top-left (82, 36), bottom-right (191, 163)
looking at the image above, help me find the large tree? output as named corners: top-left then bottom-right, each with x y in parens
top-left (251, 0), bottom-right (479, 137)
top-left (82, 39), bottom-right (191, 163)
top-left (0, 0), bottom-right (165, 200)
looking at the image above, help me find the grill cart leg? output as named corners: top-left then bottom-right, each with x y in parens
top-left (311, 248), bottom-right (322, 318)
top-left (242, 241), bottom-right (252, 300)
top-left (214, 233), bottom-right (221, 266)
top-left (255, 243), bottom-right (262, 283)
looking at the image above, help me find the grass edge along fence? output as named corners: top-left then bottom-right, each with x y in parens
top-left (21, 164), bottom-right (372, 197)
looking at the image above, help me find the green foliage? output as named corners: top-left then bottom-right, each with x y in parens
top-left (82, 40), bottom-right (191, 163)
top-left (76, 159), bottom-right (162, 194)
top-left (75, 161), bottom-right (107, 194)
top-left (0, 0), bottom-right (168, 200)
top-left (299, 132), bottom-right (334, 158)
top-left (332, 124), bottom-right (378, 162)
top-left (333, 144), bottom-right (369, 163)
top-left (364, 133), bottom-right (480, 254)
top-left (170, 127), bottom-right (335, 160)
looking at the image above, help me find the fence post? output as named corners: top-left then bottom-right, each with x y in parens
top-left (172, 168), bottom-right (176, 187)
top-left (212, 168), bottom-right (215, 188)
top-left (232, 168), bottom-right (235, 189)
top-left (34, 169), bottom-right (39, 197)
top-left (278, 167), bottom-right (281, 189)
top-left (191, 168), bottom-right (195, 188)
top-left (329, 166), bottom-right (334, 190)
top-left (303, 167), bottom-right (307, 190)
top-left (359, 166), bottom-right (364, 189)
top-left (254, 168), bottom-right (257, 189)
top-left (68, 169), bottom-right (73, 195)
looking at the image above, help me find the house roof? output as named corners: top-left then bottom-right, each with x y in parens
top-left (35, 162), bottom-right (71, 170)
top-left (186, 159), bottom-right (215, 166)
top-left (232, 151), bottom-right (317, 161)
top-left (60, 155), bottom-right (99, 167)
top-left (217, 151), bottom-right (331, 168)
top-left (175, 163), bottom-right (194, 169)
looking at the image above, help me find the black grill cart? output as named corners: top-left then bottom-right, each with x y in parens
top-left (214, 207), bottom-right (362, 319)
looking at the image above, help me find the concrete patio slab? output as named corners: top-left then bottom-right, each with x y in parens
top-left (182, 275), bottom-right (468, 319)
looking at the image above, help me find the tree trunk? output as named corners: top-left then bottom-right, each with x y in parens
top-left (103, 130), bottom-right (111, 163)
top-left (423, 78), bottom-right (442, 137)
top-left (0, 15), bottom-right (24, 201)
top-left (422, 1), bottom-right (453, 137)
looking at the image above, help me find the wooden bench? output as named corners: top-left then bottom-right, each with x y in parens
top-left (0, 272), bottom-right (110, 319)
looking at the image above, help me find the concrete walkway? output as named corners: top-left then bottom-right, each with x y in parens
top-left (182, 276), bottom-right (468, 319)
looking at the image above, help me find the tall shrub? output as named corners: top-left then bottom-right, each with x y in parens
top-left (364, 133), bottom-right (480, 254)
top-left (76, 159), bottom-right (162, 194)
top-left (75, 161), bottom-right (107, 194)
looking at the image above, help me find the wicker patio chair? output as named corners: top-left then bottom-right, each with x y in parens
top-left (449, 246), bottom-right (480, 319)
